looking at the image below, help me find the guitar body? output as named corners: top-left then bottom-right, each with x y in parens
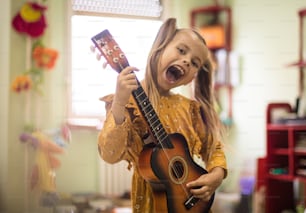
top-left (139, 133), bottom-right (214, 213)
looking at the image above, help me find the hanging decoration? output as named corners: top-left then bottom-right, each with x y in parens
top-left (11, 1), bottom-right (59, 95)
top-left (32, 43), bottom-right (59, 70)
top-left (11, 1), bottom-right (69, 208)
top-left (19, 125), bottom-right (71, 206)
top-left (12, 1), bottom-right (47, 38)
top-left (11, 40), bottom-right (59, 94)
top-left (11, 74), bottom-right (33, 93)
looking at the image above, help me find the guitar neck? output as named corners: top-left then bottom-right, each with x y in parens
top-left (132, 85), bottom-right (172, 148)
top-left (91, 29), bottom-right (172, 147)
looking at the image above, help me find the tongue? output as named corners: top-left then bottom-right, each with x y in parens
top-left (166, 71), bottom-right (177, 82)
top-left (166, 66), bottom-right (182, 83)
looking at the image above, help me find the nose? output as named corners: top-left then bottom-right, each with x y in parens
top-left (183, 59), bottom-right (190, 67)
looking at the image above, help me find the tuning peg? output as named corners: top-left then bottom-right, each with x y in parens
top-left (96, 53), bottom-right (102, 61)
top-left (90, 45), bottom-right (96, 53)
top-left (102, 62), bottom-right (108, 69)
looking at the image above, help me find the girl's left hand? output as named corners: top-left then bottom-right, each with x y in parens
top-left (186, 167), bottom-right (225, 202)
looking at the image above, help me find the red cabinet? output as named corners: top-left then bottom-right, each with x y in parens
top-left (262, 103), bottom-right (306, 212)
top-left (259, 8), bottom-right (306, 212)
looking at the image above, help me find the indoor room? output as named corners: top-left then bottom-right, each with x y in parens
top-left (1, 0), bottom-right (306, 213)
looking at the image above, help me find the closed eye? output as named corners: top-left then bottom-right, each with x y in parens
top-left (192, 60), bottom-right (200, 68)
top-left (177, 47), bottom-right (186, 55)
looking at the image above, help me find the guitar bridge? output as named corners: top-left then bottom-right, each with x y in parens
top-left (184, 195), bottom-right (199, 210)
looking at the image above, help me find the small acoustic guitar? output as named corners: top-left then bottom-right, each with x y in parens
top-left (91, 29), bottom-right (214, 213)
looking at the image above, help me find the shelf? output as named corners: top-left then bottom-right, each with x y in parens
top-left (299, 8), bottom-right (306, 17)
top-left (267, 174), bottom-right (294, 182)
top-left (296, 176), bottom-right (306, 182)
top-left (295, 149), bottom-right (306, 155)
top-left (267, 124), bottom-right (306, 130)
top-left (214, 83), bottom-right (233, 89)
top-left (272, 149), bottom-right (290, 155)
top-left (190, 5), bottom-right (231, 14)
top-left (287, 60), bottom-right (306, 68)
top-left (190, 5), bottom-right (232, 51)
top-left (286, 8), bottom-right (306, 97)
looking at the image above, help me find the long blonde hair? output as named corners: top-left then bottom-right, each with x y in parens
top-left (142, 18), bottom-right (224, 163)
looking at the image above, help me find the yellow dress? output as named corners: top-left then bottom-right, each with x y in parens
top-left (98, 93), bottom-right (227, 213)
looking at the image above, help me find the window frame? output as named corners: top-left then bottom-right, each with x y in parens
top-left (66, 8), bottom-right (162, 129)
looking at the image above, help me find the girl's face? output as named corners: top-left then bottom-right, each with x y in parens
top-left (157, 29), bottom-right (208, 95)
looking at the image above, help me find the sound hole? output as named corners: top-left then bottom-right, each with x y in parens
top-left (172, 160), bottom-right (184, 179)
top-left (169, 156), bottom-right (188, 184)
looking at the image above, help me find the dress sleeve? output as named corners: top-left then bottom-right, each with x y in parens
top-left (205, 140), bottom-right (227, 177)
top-left (97, 94), bottom-right (146, 168)
top-left (98, 109), bottom-right (130, 164)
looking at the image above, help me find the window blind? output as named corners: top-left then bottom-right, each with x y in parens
top-left (72, 0), bottom-right (163, 17)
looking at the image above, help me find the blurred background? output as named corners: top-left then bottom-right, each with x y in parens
top-left (1, 0), bottom-right (306, 212)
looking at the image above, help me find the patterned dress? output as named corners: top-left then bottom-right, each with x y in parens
top-left (98, 93), bottom-right (227, 213)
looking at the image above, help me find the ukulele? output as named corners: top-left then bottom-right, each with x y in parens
top-left (91, 30), bottom-right (214, 213)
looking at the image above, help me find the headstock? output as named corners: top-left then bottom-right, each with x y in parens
top-left (91, 30), bottom-right (129, 73)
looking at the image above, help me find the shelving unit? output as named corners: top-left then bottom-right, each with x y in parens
top-left (256, 8), bottom-right (306, 213)
top-left (262, 103), bottom-right (306, 213)
top-left (190, 5), bottom-right (232, 51)
top-left (190, 5), bottom-right (233, 124)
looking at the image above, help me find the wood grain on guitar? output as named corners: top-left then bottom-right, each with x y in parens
top-left (91, 30), bottom-right (214, 213)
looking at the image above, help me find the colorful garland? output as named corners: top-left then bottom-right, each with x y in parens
top-left (11, 1), bottom-right (68, 207)
top-left (11, 1), bottom-right (59, 94)
top-left (12, 2), bottom-right (47, 38)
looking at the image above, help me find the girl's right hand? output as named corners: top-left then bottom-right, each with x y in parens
top-left (113, 66), bottom-right (139, 106)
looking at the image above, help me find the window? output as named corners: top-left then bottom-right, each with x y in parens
top-left (68, 1), bottom-right (162, 128)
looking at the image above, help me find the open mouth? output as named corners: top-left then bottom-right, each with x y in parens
top-left (166, 65), bottom-right (184, 83)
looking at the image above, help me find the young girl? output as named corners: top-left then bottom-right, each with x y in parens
top-left (98, 18), bottom-right (227, 212)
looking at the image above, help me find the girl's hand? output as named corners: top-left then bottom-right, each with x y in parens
top-left (113, 66), bottom-right (139, 105)
top-left (111, 66), bottom-right (139, 124)
top-left (186, 167), bottom-right (225, 202)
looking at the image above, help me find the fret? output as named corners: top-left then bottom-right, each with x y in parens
top-left (138, 102), bottom-right (155, 122)
top-left (134, 87), bottom-right (145, 98)
top-left (154, 127), bottom-right (166, 139)
top-left (145, 111), bottom-right (162, 133)
top-left (149, 120), bottom-right (166, 140)
top-left (158, 132), bottom-right (169, 145)
top-left (140, 100), bottom-right (152, 112)
top-left (145, 110), bottom-right (157, 124)
top-left (150, 117), bottom-right (162, 131)
top-left (152, 123), bottom-right (170, 145)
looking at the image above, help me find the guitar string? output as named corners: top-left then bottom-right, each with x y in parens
top-left (117, 61), bottom-right (191, 198)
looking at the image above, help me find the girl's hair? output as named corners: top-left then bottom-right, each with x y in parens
top-left (143, 18), bottom-right (224, 163)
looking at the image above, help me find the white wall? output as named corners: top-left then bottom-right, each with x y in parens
top-left (0, 0), bottom-right (10, 211)
top-left (224, 0), bottom-right (306, 191)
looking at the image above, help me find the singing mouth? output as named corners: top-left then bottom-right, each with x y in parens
top-left (166, 65), bottom-right (185, 83)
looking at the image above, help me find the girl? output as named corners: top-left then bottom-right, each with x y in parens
top-left (98, 18), bottom-right (227, 212)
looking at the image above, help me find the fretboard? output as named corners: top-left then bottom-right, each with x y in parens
top-left (132, 86), bottom-right (173, 148)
